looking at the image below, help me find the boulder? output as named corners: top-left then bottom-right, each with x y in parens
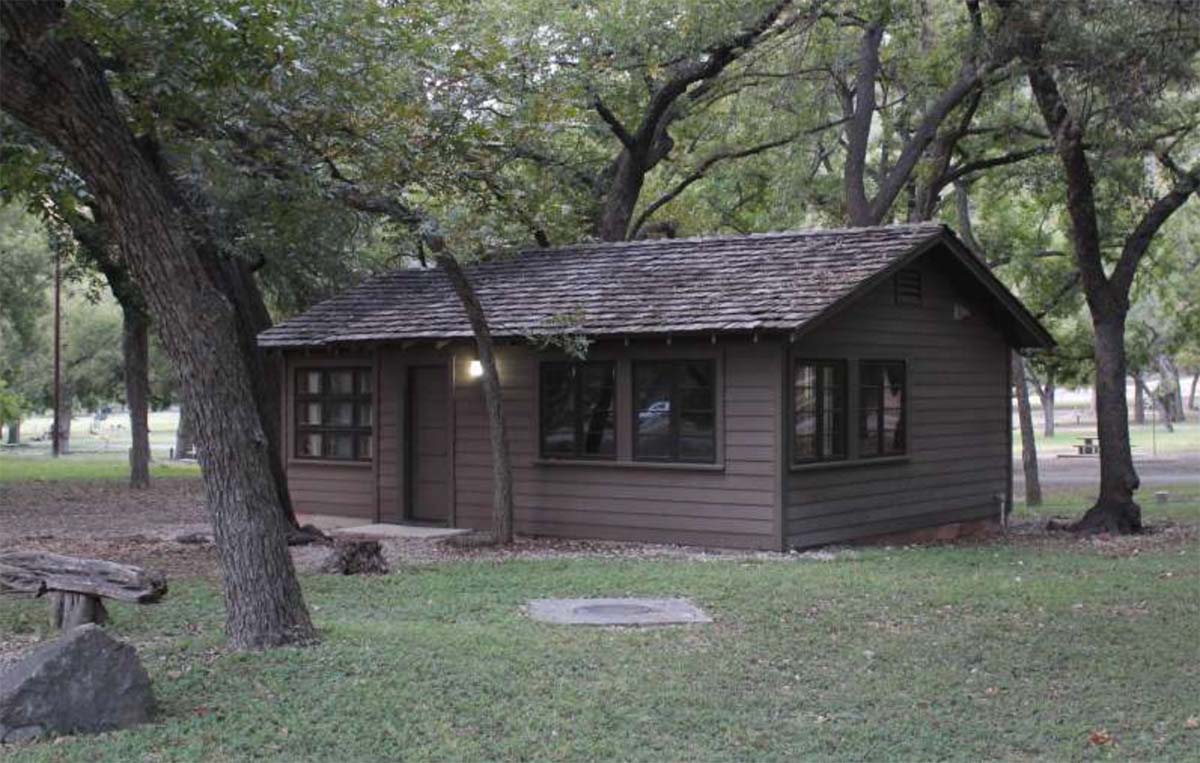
top-left (0, 625), bottom-right (155, 743)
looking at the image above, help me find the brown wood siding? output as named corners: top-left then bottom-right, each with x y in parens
top-left (784, 259), bottom-right (1009, 548)
top-left (451, 338), bottom-right (782, 549)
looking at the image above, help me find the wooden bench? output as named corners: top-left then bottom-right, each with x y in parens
top-left (0, 552), bottom-right (168, 630)
top-left (1074, 436), bottom-right (1100, 455)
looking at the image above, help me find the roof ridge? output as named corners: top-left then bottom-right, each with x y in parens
top-left (507, 222), bottom-right (946, 257)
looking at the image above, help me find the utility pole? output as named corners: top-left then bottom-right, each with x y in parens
top-left (52, 240), bottom-right (62, 457)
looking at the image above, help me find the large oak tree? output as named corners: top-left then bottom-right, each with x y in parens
top-left (1, 1), bottom-right (314, 648)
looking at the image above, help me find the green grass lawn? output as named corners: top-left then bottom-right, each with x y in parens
top-left (1016, 421), bottom-right (1200, 456)
top-left (3, 502), bottom-right (1198, 761)
top-left (1015, 482), bottom-right (1200, 524)
top-left (0, 452), bottom-right (200, 482)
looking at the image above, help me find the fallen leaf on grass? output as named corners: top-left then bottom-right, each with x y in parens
top-left (1185, 716), bottom-right (1199, 730)
top-left (1088, 729), bottom-right (1113, 746)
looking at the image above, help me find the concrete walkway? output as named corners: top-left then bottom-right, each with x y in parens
top-left (328, 524), bottom-right (471, 540)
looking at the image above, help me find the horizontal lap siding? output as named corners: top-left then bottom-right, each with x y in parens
top-left (785, 260), bottom-right (1008, 548)
top-left (453, 341), bottom-right (780, 549)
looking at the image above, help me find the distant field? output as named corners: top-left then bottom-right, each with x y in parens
top-left (1014, 421), bottom-right (1199, 456)
top-left (0, 452), bottom-right (200, 482)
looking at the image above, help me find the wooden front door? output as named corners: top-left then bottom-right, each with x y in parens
top-left (408, 366), bottom-right (451, 524)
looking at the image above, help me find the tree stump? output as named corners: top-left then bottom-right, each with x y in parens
top-left (319, 540), bottom-right (388, 575)
top-left (48, 592), bottom-right (109, 630)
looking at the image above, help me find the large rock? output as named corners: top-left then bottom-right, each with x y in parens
top-left (0, 625), bottom-right (155, 743)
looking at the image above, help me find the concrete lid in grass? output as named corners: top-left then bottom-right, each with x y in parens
top-left (526, 598), bottom-right (712, 626)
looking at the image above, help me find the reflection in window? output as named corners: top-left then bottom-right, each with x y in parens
top-left (859, 361), bottom-right (906, 457)
top-left (633, 361), bottom-right (716, 463)
top-left (294, 367), bottom-right (373, 461)
top-left (539, 362), bottom-right (616, 459)
top-left (793, 360), bottom-right (846, 463)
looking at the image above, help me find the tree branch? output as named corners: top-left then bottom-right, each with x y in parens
top-left (591, 95), bottom-right (636, 151)
top-left (1111, 160), bottom-right (1200, 295)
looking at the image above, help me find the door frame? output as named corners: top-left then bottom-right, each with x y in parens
top-left (404, 363), bottom-right (454, 525)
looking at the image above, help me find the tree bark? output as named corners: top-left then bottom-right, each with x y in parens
top-left (174, 402), bottom-right (196, 459)
top-left (1132, 372), bottom-right (1146, 425)
top-left (1013, 353), bottom-right (1042, 506)
top-left (56, 391), bottom-right (72, 455)
top-left (1, 2), bottom-right (314, 648)
top-left (122, 301), bottom-right (151, 488)
top-left (1156, 354), bottom-right (1185, 422)
top-left (1136, 375), bottom-right (1174, 434)
top-left (1189, 371), bottom-right (1198, 411)
top-left (93, 243), bottom-right (153, 489)
top-left (1072, 316), bottom-right (1142, 533)
top-left (6, 419), bottom-right (19, 445)
top-left (437, 254), bottom-right (514, 544)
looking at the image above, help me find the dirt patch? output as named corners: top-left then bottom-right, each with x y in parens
top-left (2, 478), bottom-right (1194, 583)
top-left (0, 479), bottom-right (208, 540)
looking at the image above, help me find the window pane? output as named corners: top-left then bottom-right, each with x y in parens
top-left (635, 434), bottom-right (672, 460)
top-left (298, 370), bottom-right (322, 395)
top-left (635, 364), bottom-right (673, 414)
top-left (357, 403), bottom-right (373, 427)
top-left (540, 364), bottom-right (575, 456)
top-left (823, 409), bottom-right (844, 457)
top-left (579, 364), bottom-right (615, 457)
top-left (794, 433), bottom-right (816, 461)
top-left (682, 362), bottom-right (714, 390)
top-left (297, 402), bottom-right (322, 425)
top-left (860, 408), bottom-right (880, 456)
top-left (883, 407), bottom-right (905, 454)
top-left (329, 370), bottom-right (354, 395)
top-left (325, 432), bottom-right (354, 459)
top-left (357, 370), bottom-right (372, 395)
top-left (680, 411), bottom-right (713, 438)
top-left (357, 434), bottom-right (373, 460)
top-left (327, 401), bottom-right (354, 426)
top-left (678, 435), bottom-right (714, 462)
top-left (298, 432), bottom-right (322, 458)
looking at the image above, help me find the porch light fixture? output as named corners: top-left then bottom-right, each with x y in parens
top-left (468, 359), bottom-right (484, 378)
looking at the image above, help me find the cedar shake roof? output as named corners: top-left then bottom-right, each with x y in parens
top-left (258, 223), bottom-right (1054, 348)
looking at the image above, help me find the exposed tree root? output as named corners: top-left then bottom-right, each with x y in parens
top-left (1053, 499), bottom-right (1144, 535)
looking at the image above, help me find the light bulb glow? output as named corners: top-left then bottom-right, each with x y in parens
top-left (468, 359), bottom-right (484, 378)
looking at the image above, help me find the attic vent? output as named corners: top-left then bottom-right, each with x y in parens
top-left (894, 269), bottom-right (923, 306)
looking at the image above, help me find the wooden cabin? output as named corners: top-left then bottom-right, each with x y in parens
top-left (258, 223), bottom-right (1053, 550)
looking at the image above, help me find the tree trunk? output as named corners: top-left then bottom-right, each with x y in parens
top-left (436, 254), bottom-right (514, 544)
top-left (595, 150), bottom-right (646, 242)
top-left (1070, 316), bottom-right (1142, 533)
top-left (174, 402), bottom-right (195, 459)
top-left (1136, 376), bottom-right (1174, 433)
top-left (122, 302), bottom-right (151, 488)
top-left (56, 392), bottom-right (72, 455)
top-left (1133, 372), bottom-right (1146, 424)
top-left (1189, 371), bottom-right (1198, 411)
top-left (1156, 354), bottom-right (1185, 422)
top-left (1, 3), bottom-right (314, 648)
top-left (1013, 353), bottom-right (1042, 506)
top-left (5, 419), bottom-right (18, 445)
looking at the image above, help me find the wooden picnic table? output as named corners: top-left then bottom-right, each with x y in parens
top-left (1074, 435), bottom-right (1100, 455)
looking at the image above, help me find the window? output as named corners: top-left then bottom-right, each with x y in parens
top-left (894, 269), bottom-right (923, 306)
top-left (539, 362), bottom-right (616, 459)
top-left (633, 360), bottom-right (716, 463)
top-left (793, 360), bottom-right (846, 463)
top-left (859, 361), bottom-right (906, 457)
top-left (294, 368), bottom-right (373, 461)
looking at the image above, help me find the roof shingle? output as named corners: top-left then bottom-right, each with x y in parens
top-left (258, 223), bottom-right (949, 347)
